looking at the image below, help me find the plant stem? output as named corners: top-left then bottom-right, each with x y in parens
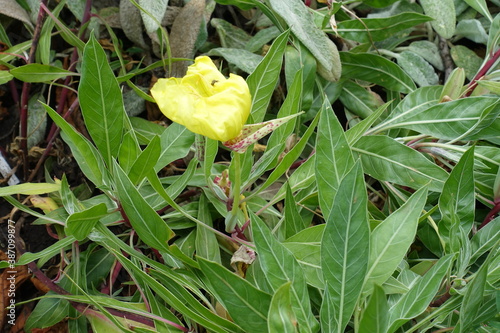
top-left (465, 48), bottom-right (500, 97)
top-left (19, 0), bottom-right (48, 177)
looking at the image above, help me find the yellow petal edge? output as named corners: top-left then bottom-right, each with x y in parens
top-left (151, 56), bottom-right (251, 142)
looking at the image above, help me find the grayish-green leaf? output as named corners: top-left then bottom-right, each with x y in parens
top-left (138, 0), bottom-right (168, 34)
top-left (26, 93), bottom-right (47, 150)
top-left (408, 40), bottom-right (444, 71)
top-left (419, 0), bottom-right (456, 38)
top-left (397, 51), bottom-right (439, 87)
top-left (207, 48), bottom-right (263, 74)
top-left (450, 45), bottom-right (483, 80)
top-left (268, 282), bottom-right (297, 333)
top-left (455, 19), bottom-right (488, 44)
top-left (269, 0), bottom-right (340, 82)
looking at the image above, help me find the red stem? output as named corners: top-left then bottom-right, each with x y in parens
top-left (465, 48), bottom-right (500, 97)
top-left (19, 0), bottom-right (48, 177)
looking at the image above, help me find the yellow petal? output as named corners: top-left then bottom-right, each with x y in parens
top-left (151, 56), bottom-right (251, 142)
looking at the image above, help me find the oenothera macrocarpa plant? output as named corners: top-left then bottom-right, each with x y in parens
top-left (1, 0), bottom-right (499, 332)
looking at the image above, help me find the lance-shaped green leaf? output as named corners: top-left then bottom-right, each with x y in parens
top-left (128, 135), bottom-right (161, 185)
top-left (458, 261), bottom-right (489, 332)
top-left (268, 282), bottom-right (297, 333)
top-left (352, 136), bottom-right (448, 192)
top-left (359, 285), bottom-right (388, 333)
top-left (340, 52), bottom-right (416, 93)
top-left (248, 29), bottom-right (289, 123)
top-left (439, 146), bottom-right (475, 252)
top-left (364, 186), bottom-right (428, 292)
top-left (10, 64), bottom-right (76, 82)
top-left (320, 161), bottom-right (369, 332)
top-left (154, 122), bottom-right (195, 172)
top-left (195, 194), bottom-right (221, 263)
top-left (113, 161), bottom-right (173, 251)
top-left (269, 0), bottom-right (341, 82)
top-left (387, 255), bottom-right (454, 332)
top-left (386, 97), bottom-right (500, 141)
top-left (66, 203), bottom-right (108, 241)
top-left (43, 104), bottom-right (110, 189)
top-left (315, 97), bottom-right (355, 220)
top-left (0, 182), bottom-right (60, 196)
top-left (79, 34), bottom-right (124, 167)
top-left (251, 212), bottom-right (319, 333)
top-left (336, 12), bottom-right (432, 43)
top-left (198, 257), bottom-right (271, 333)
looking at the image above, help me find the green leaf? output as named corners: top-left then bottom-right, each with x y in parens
top-left (79, 34), bottom-right (124, 167)
top-left (211, 18), bottom-right (252, 49)
top-left (419, 0), bottom-right (456, 38)
top-left (155, 122), bottom-right (195, 172)
top-left (450, 45), bottom-right (483, 81)
top-left (25, 296), bottom-right (70, 332)
top-left (137, 0), bottom-right (168, 34)
top-left (113, 161), bottom-right (173, 251)
top-left (283, 225), bottom-right (324, 289)
top-left (359, 285), bottom-right (389, 333)
top-left (195, 194), bottom-right (221, 263)
top-left (315, 98), bottom-right (355, 220)
top-left (340, 52), bottom-right (416, 93)
top-left (198, 257), bottom-right (271, 333)
top-left (320, 161), bottom-right (369, 332)
top-left (336, 13), bottom-right (433, 43)
top-left (10, 64), bottom-right (75, 82)
top-left (487, 12), bottom-right (500, 55)
top-left (364, 186), bottom-right (428, 292)
top-left (352, 135), bottom-right (448, 192)
top-left (248, 29), bottom-right (289, 122)
top-left (345, 102), bottom-right (391, 145)
top-left (458, 261), bottom-right (488, 332)
top-left (470, 217), bottom-right (500, 264)
top-left (66, 203), bottom-right (108, 241)
top-left (269, 0), bottom-right (340, 82)
top-left (397, 51), bottom-right (439, 87)
top-left (388, 97), bottom-right (500, 141)
top-left (387, 255), bottom-right (454, 332)
top-left (455, 19), bottom-right (488, 44)
top-left (0, 70), bottom-right (13, 84)
top-left (251, 212), bottom-right (319, 333)
top-left (207, 48), bottom-right (263, 74)
top-left (464, 0), bottom-right (493, 22)
top-left (283, 184), bottom-right (308, 239)
top-left (408, 40), bottom-right (444, 71)
top-left (339, 80), bottom-right (384, 119)
top-left (361, 0), bottom-right (399, 7)
top-left (439, 146), bottom-right (475, 253)
top-left (268, 282), bottom-right (297, 333)
top-left (0, 182), bottom-right (59, 196)
top-left (43, 103), bottom-right (110, 189)
top-left (128, 135), bottom-right (161, 185)
top-left (26, 93), bottom-right (47, 150)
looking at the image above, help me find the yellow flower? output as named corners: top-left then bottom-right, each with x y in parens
top-left (151, 56), bottom-right (251, 142)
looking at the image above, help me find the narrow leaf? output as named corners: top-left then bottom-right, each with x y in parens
top-left (268, 282), bottom-right (298, 333)
top-left (320, 161), bottom-right (369, 332)
top-left (79, 34), bottom-right (124, 167)
top-left (113, 161), bottom-right (173, 251)
top-left (251, 212), bottom-right (319, 333)
top-left (364, 186), bottom-right (428, 292)
top-left (315, 97), bottom-right (355, 220)
top-left (359, 285), bottom-right (388, 333)
top-left (198, 257), bottom-right (271, 333)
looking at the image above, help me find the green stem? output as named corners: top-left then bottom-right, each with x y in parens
top-left (226, 152), bottom-right (242, 232)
